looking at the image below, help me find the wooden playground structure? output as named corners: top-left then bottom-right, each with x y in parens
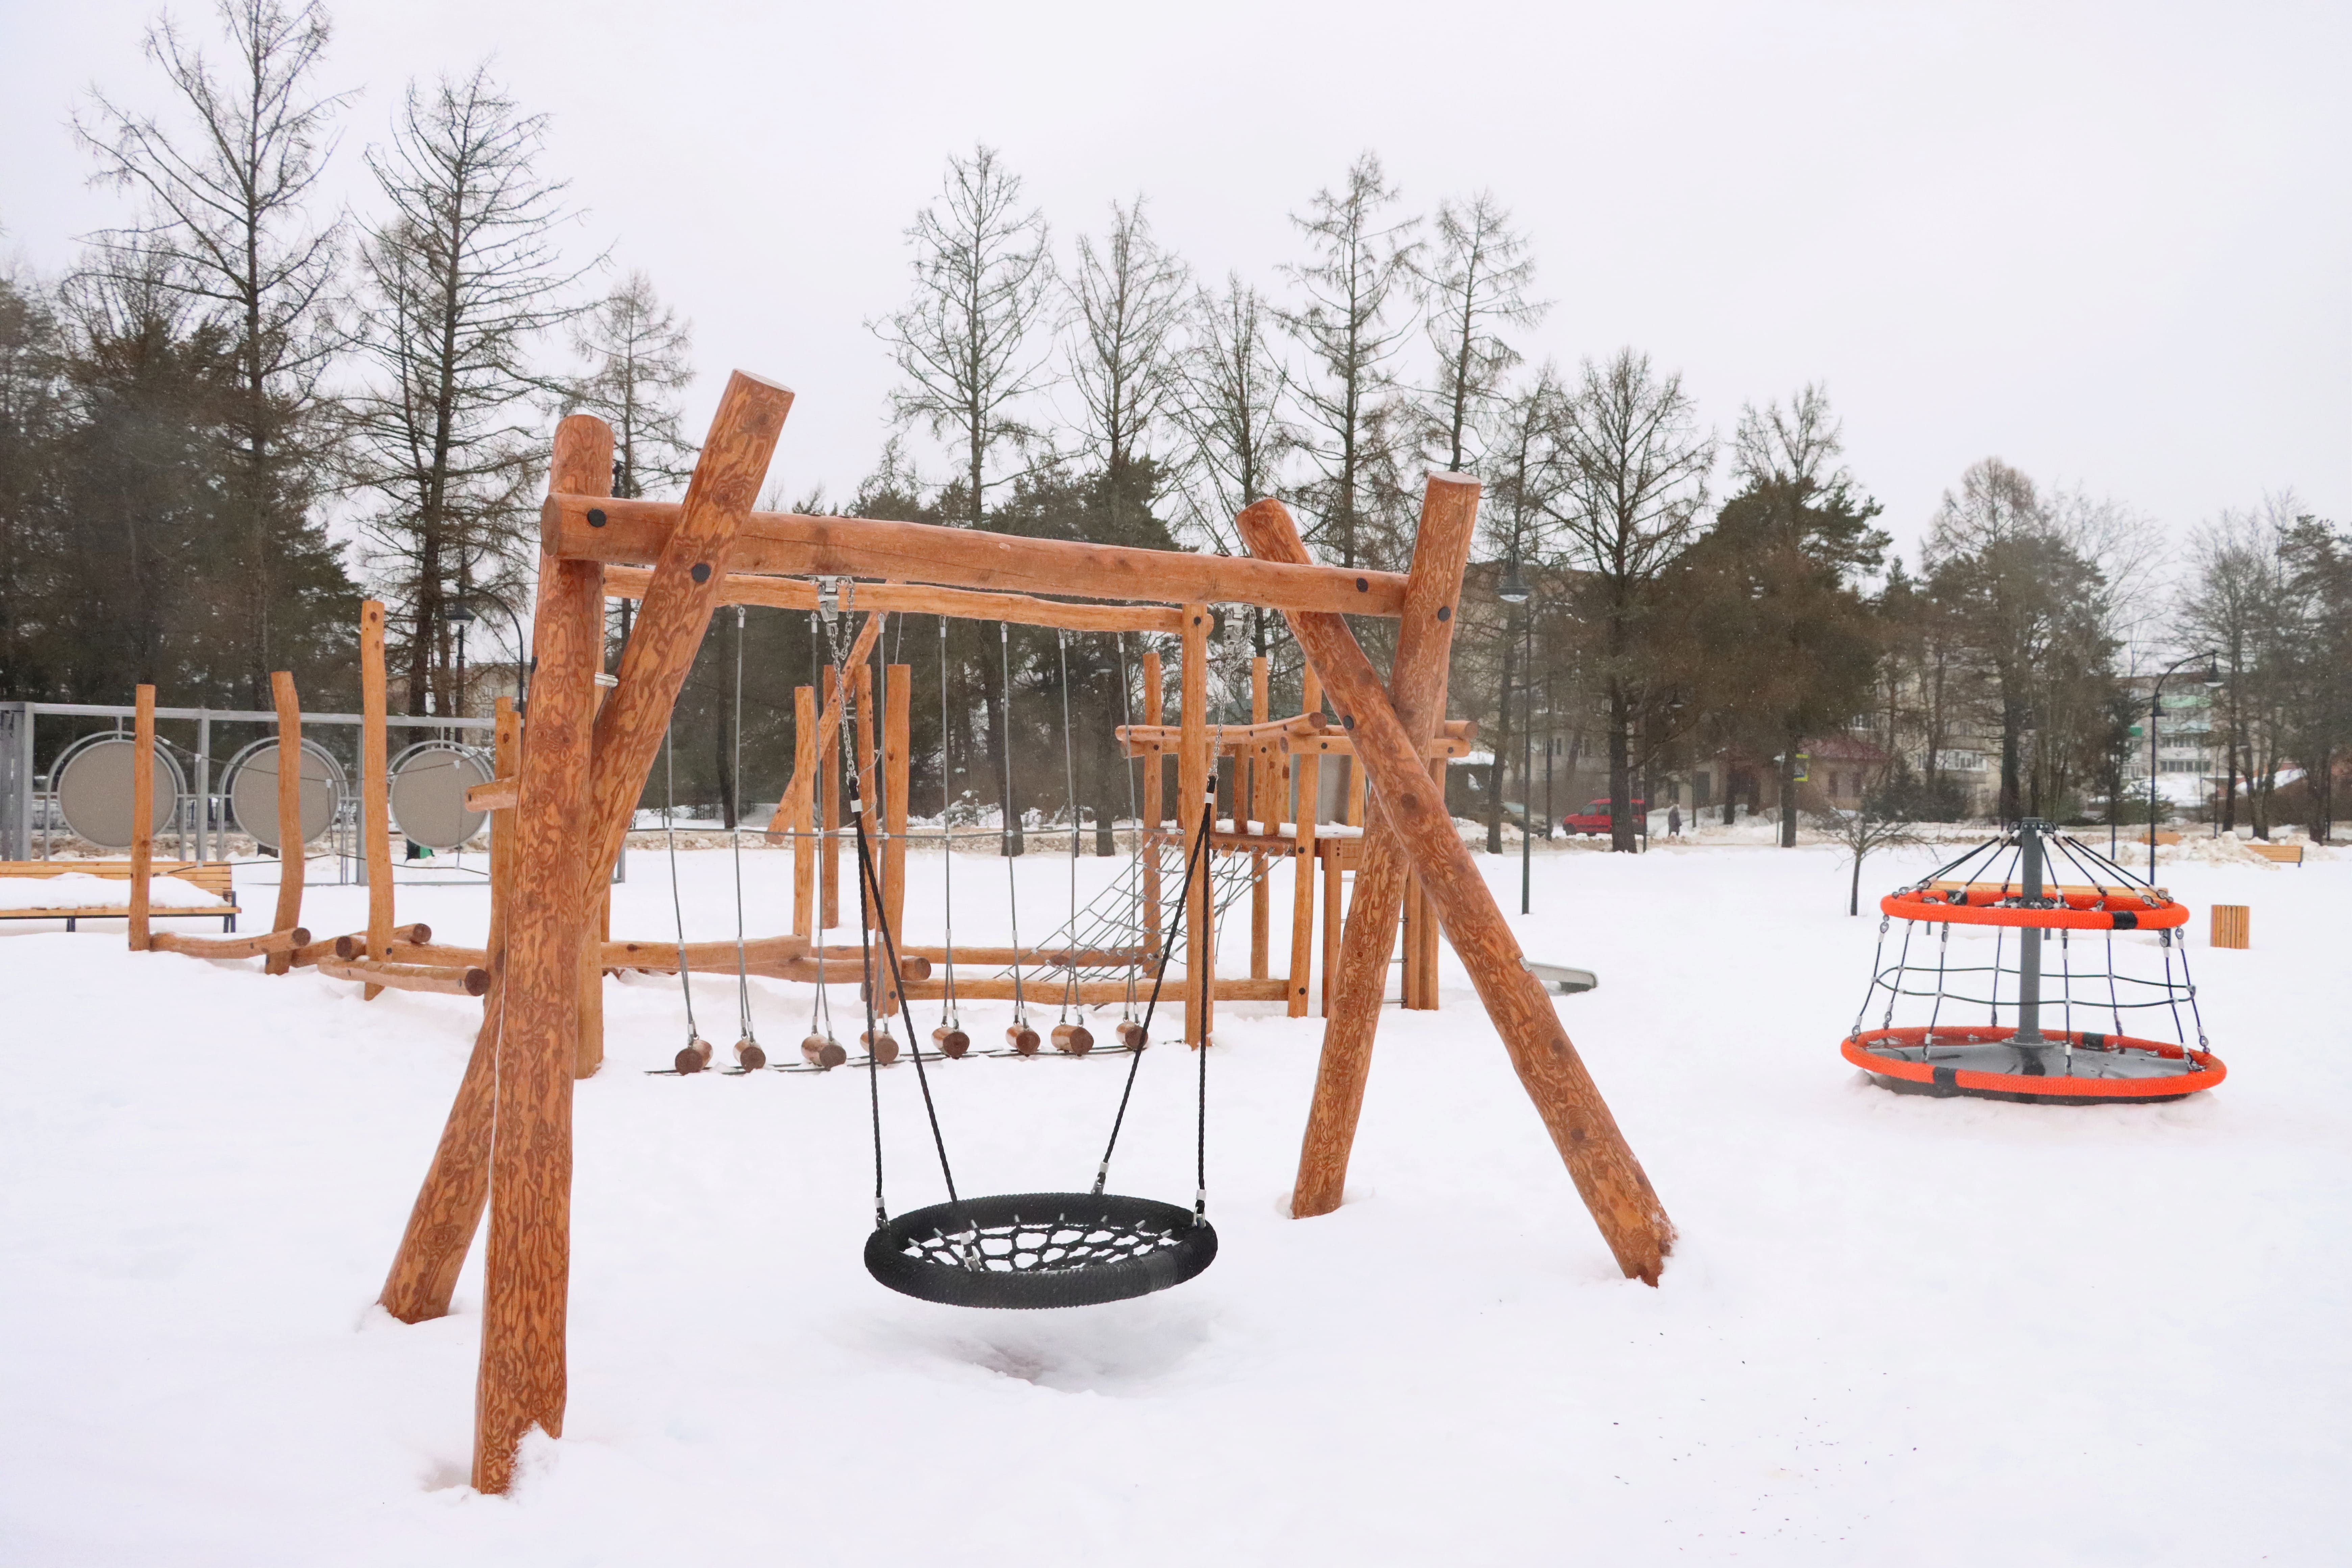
top-left (79, 371), bottom-right (1672, 1493)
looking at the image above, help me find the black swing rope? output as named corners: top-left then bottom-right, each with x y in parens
top-left (818, 591), bottom-right (958, 1225)
top-left (819, 583), bottom-right (1220, 1241)
top-left (1093, 784), bottom-right (1218, 1208)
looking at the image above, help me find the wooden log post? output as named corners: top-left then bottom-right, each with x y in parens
top-left (358, 601), bottom-right (393, 999)
top-left (573, 443), bottom-right (616, 1080)
top-left (790, 684), bottom-right (816, 937)
top-left (1250, 655), bottom-right (1271, 980)
top-left (379, 423), bottom-right (595, 1336)
top-left (1289, 666), bottom-right (1322, 1017)
top-left (150, 927), bottom-right (311, 961)
top-left (820, 665), bottom-right (841, 930)
top-left (1141, 650), bottom-right (1163, 954)
top-left (469, 373), bottom-right (788, 1495)
top-left (1258, 478), bottom-right (1471, 1201)
top-left (128, 684), bottom-right (156, 951)
top-left (852, 659), bottom-right (877, 933)
top-left (881, 663), bottom-right (910, 1014)
top-left (1180, 606), bottom-right (1211, 1045)
top-left (1239, 493), bottom-right (1673, 1285)
top-left (260, 672), bottom-right (308, 971)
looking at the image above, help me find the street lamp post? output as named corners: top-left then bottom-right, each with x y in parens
top-left (445, 596), bottom-right (532, 715)
top-left (2146, 651), bottom-right (2223, 880)
top-left (1498, 556), bottom-right (1532, 913)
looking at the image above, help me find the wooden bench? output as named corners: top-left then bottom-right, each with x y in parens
top-left (0, 861), bottom-right (240, 931)
top-left (2249, 842), bottom-right (2305, 866)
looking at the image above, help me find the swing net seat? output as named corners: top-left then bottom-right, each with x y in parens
top-left (865, 1192), bottom-right (1219, 1309)
top-left (1845, 822), bottom-right (2225, 1106)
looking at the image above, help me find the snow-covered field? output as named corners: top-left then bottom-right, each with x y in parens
top-left (1, 839), bottom-right (2344, 1566)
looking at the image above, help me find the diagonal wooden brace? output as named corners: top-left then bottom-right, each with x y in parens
top-left (1239, 494), bottom-right (1674, 1285)
top-left (762, 610), bottom-right (881, 843)
top-left (1242, 478), bottom-right (1477, 1221)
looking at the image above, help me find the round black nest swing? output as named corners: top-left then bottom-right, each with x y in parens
top-left (865, 1191), bottom-right (1218, 1310)
top-left (819, 594), bottom-right (1220, 1310)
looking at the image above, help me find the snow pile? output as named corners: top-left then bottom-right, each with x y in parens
top-left (0, 846), bottom-right (2342, 1565)
top-left (0, 871), bottom-right (228, 910)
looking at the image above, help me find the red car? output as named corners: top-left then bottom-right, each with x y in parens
top-left (1563, 798), bottom-right (1644, 836)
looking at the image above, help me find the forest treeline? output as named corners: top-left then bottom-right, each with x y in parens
top-left (2, 0), bottom-right (2345, 846)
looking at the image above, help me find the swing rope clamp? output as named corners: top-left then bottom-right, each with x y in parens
top-left (817, 576), bottom-right (852, 626)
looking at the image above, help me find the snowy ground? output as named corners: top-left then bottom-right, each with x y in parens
top-left (1, 838), bottom-right (2344, 1565)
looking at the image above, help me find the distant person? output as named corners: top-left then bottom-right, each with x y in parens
top-left (1667, 804), bottom-right (1683, 839)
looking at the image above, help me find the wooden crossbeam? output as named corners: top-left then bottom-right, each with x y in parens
top-left (604, 565), bottom-right (1183, 634)
top-left (545, 493), bottom-right (1411, 616)
top-left (1239, 494), bottom-right (1674, 1285)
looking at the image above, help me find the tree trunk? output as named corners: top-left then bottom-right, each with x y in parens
top-left (1998, 691), bottom-right (2023, 824)
top-left (1779, 732), bottom-right (1799, 848)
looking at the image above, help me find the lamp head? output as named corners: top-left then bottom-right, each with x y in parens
top-left (1497, 563), bottom-right (1531, 606)
top-left (446, 602), bottom-right (478, 625)
top-left (2202, 657), bottom-right (2223, 688)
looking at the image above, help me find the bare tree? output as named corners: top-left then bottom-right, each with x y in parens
top-left (2182, 498), bottom-right (2297, 836)
top-left (344, 66), bottom-right (596, 717)
top-left (1828, 804), bottom-right (1923, 915)
top-left (1733, 383), bottom-right (1846, 491)
top-left (875, 144), bottom-right (1053, 848)
top-left (568, 267), bottom-right (695, 660)
top-left (1547, 349), bottom-right (1715, 851)
top-left (876, 144), bottom-right (1054, 525)
top-left (1471, 364), bottom-right (1571, 851)
top-left (1170, 274), bottom-right (1291, 540)
top-left (1067, 197), bottom-right (1187, 534)
top-left (569, 268), bottom-right (695, 500)
top-left (1417, 191), bottom-right (1544, 476)
top-left (1278, 152), bottom-right (1421, 570)
top-left (76, 0), bottom-right (350, 704)
top-left (1924, 460), bottom-right (2124, 823)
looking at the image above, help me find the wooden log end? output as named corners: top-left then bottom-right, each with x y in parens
top-left (1114, 1021), bottom-right (1149, 1052)
top-left (862, 1029), bottom-right (899, 1065)
top-left (932, 1025), bottom-right (970, 1059)
top-left (462, 967), bottom-right (491, 998)
top-left (1051, 1022), bottom-right (1094, 1056)
top-left (802, 1033), bottom-right (847, 1069)
top-left (675, 1036), bottom-right (714, 1074)
top-left (1007, 1025), bottom-right (1041, 1056)
top-left (734, 1037), bottom-right (767, 1071)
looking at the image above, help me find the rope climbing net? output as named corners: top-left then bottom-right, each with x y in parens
top-left (1843, 818), bottom-right (2225, 1104)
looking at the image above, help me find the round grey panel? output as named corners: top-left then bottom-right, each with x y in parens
top-left (55, 736), bottom-right (183, 850)
top-left (225, 739), bottom-right (345, 850)
top-left (389, 745), bottom-right (492, 851)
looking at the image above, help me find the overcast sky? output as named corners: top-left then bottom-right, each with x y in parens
top-left (4, 0), bottom-right (2346, 569)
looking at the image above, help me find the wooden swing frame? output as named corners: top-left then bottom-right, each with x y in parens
top-left (378, 378), bottom-right (1673, 1494)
